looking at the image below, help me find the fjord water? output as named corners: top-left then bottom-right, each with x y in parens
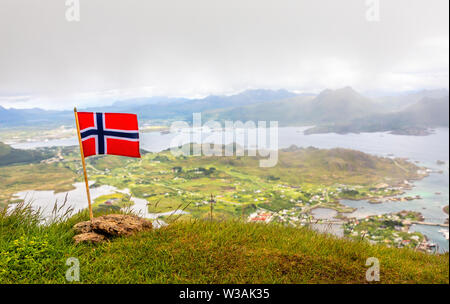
top-left (11, 127), bottom-right (449, 251)
top-left (12, 126), bottom-right (449, 165)
top-left (11, 182), bottom-right (188, 227)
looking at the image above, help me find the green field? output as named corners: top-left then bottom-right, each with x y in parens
top-left (0, 144), bottom-right (426, 222)
top-left (81, 145), bottom-right (425, 221)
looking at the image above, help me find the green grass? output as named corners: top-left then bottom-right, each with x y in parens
top-left (0, 204), bottom-right (448, 284)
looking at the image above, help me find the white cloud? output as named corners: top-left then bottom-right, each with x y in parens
top-left (0, 0), bottom-right (448, 109)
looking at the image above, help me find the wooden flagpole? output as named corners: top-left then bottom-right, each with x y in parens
top-left (74, 107), bottom-right (94, 220)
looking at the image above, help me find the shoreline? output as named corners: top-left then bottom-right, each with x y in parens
top-left (9, 173), bottom-right (449, 253)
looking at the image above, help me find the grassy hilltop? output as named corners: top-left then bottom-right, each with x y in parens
top-left (0, 206), bottom-right (448, 284)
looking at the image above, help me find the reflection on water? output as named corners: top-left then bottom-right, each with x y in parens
top-left (310, 208), bottom-right (338, 220)
top-left (9, 183), bottom-right (188, 227)
top-left (310, 208), bottom-right (343, 237)
top-left (10, 136), bottom-right (78, 150)
top-left (410, 224), bottom-right (449, 253)
top-left (310, 223), bottom-right (344, 238)
top-left (128, 196), bottom-right (188, 221)
top-left (11, 183), bottom-right (119, 219)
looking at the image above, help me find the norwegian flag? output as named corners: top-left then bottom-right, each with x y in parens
top-left (76, 112), bottom-right (141, 158)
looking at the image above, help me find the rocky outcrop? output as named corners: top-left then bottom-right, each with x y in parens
top-left (73, 214), bottom-right (152, 244)
top-left (73, 232), bottom-right (107, 244)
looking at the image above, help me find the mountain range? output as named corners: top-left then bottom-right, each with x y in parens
top-left (0, 87), bottom-right (448, 135)
top-left (0, 89), bottom-right (296, 126)
top-left (204, 87), bottom-right (449, 135)
top-left (303, 95), bottom-right (449, 135)
top-left (204, 87), bottom-right (382, 124)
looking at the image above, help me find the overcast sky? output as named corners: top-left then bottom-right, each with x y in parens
top-left (0, 0), bottom-right (448, 109)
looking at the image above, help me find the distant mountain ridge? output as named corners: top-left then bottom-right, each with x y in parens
top-left (0, 106), bottom-right (70, 126)
top-left (304, 95), bottom-right (449, 135)
top-left (306, 87), bottom-right (380, 123)
top-left (205, 87), bottom-right (382, 125)
top-left (0, 89), bottom-right (297, 126)
top-left (1, 87), bottom-right (448, 136)
top-left (374, 89), bottom-right (449, 111)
